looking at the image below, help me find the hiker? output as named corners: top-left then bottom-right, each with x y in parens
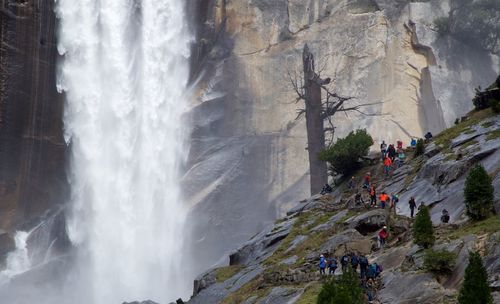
top-left (424, 131), bottom-right (433, 142)
top-left (380, 140), bottom-right (387, 160)
top-left (355, 193), bottom-right (364, 207)
top-left (383, 156), bottom-right (392, 177)
top-left (359, 255), bottom-right (369, 279)
top-left (390, 193), bottom-right (399, 214)
top-left (409, 197), bottom-right (416, 218)
top-left (369, 186), bottom-right (377, 207)
top-left (351, 253), bottom-right (359, 271)
top-left (348, 176), bottom-right (356, 189)
top-left (441, 209), bottom-right (450, 223)
top-left (340, 254), bottom-right (350, 272)
top-left (396, 149), bottom-right (406, 167)
top-left (363, 172), bottom-right (371, 189)
top-left (418, 202), bottom-right (425, 211)
top-left (378, 226), bottom-right (388, 249)
top-left (328, 256), bottom-right (338, 275)
top-left (319, 255), bottom-right (327, 275)
top-left (387, 144), bottom-right (397, 162)
top-left (379, 192), bottom-right (389, 209)
top-left (397, 139), bottom-right (403, 150)
top-left (410, 138), bottom-right (417, 147)
top-left (321, 183), bottom-right (333, 195)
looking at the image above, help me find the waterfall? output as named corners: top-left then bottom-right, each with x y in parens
top-left (55, 0), bottom-right (191, 302)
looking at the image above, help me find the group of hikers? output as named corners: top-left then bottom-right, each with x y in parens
top-left (318, 252), bottom-right (383, 301)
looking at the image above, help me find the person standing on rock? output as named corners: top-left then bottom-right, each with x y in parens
top-left (363, 172), bottom-right (371, 189)
top-left (341, 254), bottom-right (349, 273)
top-left (380, 140), bottom-right (387, 160)
top-left (351, 253), bottom-right (359, 272)
top-left (383, 156), bottom-right (392, 177)
top-left (359, 255), bottom-right (369, 279)
top-left (370, 186), bottom-right (377, 207)
top-left (388, 144), bottom-right (397, 162)
top-left (328, 256), bottom-right (338, 275)
top-left (319, 255), bottom-right (327, 275)
top-left (409, 197), bottom-right (416, 218)
top-left (390, 193), bottom-right (399, 214)
top-left (378, 226), bottom-right (388, 249)
top-left (379, 192), bottom-right (389, 209)
top-left (441, 209), bottom-right (450, 223)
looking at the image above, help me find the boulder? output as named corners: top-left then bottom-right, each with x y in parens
top-left (378, 271), bottom-right (446, 303)
top-left (316, 229), bottom-right (367, 257)
top-left (345, 209), bottom-right (387, 235)
top-left (311, 210), bottom-right (348, 232)
top-left (192, 269), bottom-right (217, 297)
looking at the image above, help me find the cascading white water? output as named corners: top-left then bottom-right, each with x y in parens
top-left (55, 0), bottom-right (191, 302)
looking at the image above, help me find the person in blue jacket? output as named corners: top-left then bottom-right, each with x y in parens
top-left (319, 255), bottom-right (327, 275)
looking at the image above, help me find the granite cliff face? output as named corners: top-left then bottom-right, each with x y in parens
top-left (0, 1), bottom-right (67, 234)
top-left (185, 0), bottom-right (500, 273)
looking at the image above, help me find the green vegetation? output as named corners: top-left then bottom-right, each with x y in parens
top-left (318, 129), bottom-right (373, 176)
top-left (424, 249), bottom-right (457, 275)
top-left (448, 216), bottom-right (500, 239)
top-left (296, 282), bottom-right (322, 304)
top-left (216, 265), bottom-right (244, 282)
top-left (413, 206), bottom-right (435, 248)
top-left (464, 164), bottom-right (494, 220)
top-left (414, 139), bottom-right (425, 157)
top-left (221, 276), bottom-right (270, 304)
top-left (458, 252), bottom-right (493, 304)
top-left (434, 109), bottom-right (493, 148)
top-left (491, 99), bottom-right (500, 113)
top-left (317, 268), bottom-right (364, 304)
top-left (486, 129), bottom-right (500, 141)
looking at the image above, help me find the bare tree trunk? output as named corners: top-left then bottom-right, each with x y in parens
top-left (303, 45), bottom-right (328, 194)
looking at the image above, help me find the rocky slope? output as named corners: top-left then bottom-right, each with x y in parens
top-left (184, 0), bottom-right (500, 274)
top-left (186, 110), bottom-right (500, 303)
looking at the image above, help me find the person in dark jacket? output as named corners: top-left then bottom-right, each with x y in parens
top-left (351, 253), bottom-right (359, 271)
top-left (441, 209), bottom-right (450, 223)
top-left (328, 256), bottom-right (338, 275)
top-left (409, 197), bottom-right (416, 218)
top-left (340, 254), bottom-right (350, 272)
top-left (321, 183), bottom-right (333, 195)
top-left (387, 144), bottom-right (397, 162)
top-left (359, 255), bottom-right (369, 279)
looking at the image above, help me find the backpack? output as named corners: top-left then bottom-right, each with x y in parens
top-left (359, 256), bottom-right (368, 266)
top-left (351, 255), bottom-right (358, 266)
top-left (341, 255), bottom-right (349, 264)
top-left (329, 258), bottom-right (337, 268)
top-left (367, 264), bottom-right (377, 278)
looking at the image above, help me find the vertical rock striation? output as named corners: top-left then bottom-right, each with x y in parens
top-left (0, 1), bottom-right (67, 232)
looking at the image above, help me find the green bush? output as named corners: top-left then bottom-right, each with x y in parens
top-left (318, 129), bottom-right (373, 175)
top-left (317, 268), bottom-right (364, 304)
top-left (424, 249), bottom-right (457, 275)
top-left (413, 206), bottom-right (435, 248)
top-left (464, 164), bottom-right (494, 220)
top-left (414, 139), bottom-right (425, 157)
top-left (458, 251), bottom-right (493, 304)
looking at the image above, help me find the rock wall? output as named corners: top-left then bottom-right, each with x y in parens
top-left (185, 0), bottom-right (499, 273)
top-left (0, 1), bottom-right (67, 232)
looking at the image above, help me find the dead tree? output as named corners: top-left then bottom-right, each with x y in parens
top-left (290, 44), bottom-right (379, 195)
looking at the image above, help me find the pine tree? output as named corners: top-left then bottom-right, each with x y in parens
top-left (464, 164), bottom-right (494, 220)
top-left (458, 251), bottom-right (493, 304)
top-left (414, 139), bottom-right (425, 157)
top-left (317, 268), bottom-right (364, 304)
top-left (412, 206), bottom-right (435, 248)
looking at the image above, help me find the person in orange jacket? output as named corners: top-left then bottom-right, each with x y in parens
top-left (379, 192), bottom-right (389, 209)
top-left (383, 156), bottom-right (392, 177)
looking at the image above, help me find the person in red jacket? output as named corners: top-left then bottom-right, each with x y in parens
top-left (378, 226), bottom-right (388, 249)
